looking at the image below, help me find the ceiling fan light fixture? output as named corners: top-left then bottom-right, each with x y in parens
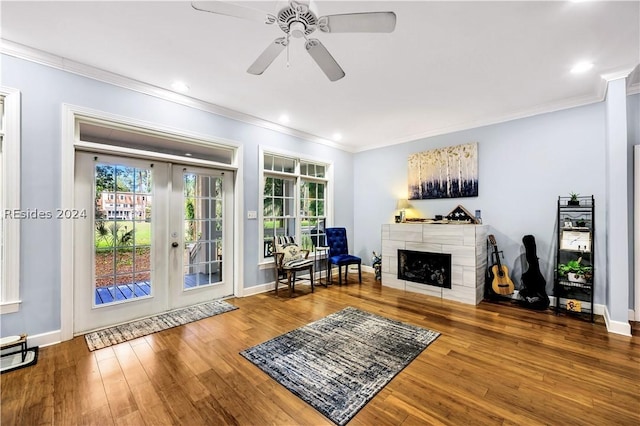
top-left (193, 1), bottom-right (396, 81)
top-left (289, 21), bottom-right (307, 38)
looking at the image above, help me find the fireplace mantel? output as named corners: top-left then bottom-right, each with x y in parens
top-left (381, 223), bottom-right (488, 305)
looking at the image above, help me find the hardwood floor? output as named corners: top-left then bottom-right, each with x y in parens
top-left (2, 273), bottom-right (639, 425)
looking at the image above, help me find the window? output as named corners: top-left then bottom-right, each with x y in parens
top-left (260, 149), bottom-right (331, 262)
top-left (1, 88), bottom-right (21, 314)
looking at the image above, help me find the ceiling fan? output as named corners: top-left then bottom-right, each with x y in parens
top-left (191, 1), bottom-right (396, 81)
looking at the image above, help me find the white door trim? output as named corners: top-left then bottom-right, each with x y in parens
top-left (61, 104), bottom-right (244, 340)
top-left (635, 145), bottom-right (640, 322)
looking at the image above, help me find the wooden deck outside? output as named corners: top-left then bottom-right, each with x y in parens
top-left (94, 273), bottom-right (221, 305)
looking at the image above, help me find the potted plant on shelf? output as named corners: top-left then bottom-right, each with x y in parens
top-left (557, 257), bottom-right (592, 283)
top-left (568, 192), bottom-right (580, 206)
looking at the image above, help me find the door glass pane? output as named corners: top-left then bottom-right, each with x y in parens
top-left (183, 172), bottom-right (223, 289)
top-left (94, 164), bottom-right (152, 305)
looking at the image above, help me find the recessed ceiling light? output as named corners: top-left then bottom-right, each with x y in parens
top-left (332, 133), bottom-right (343, 141)
top-left (571, 61), bottom-right (594, 74)
top-left (184, 153), bottom-right (193, 157)
top-left (279, 114), bottom-right (290, 124)
top-left (171, 81), bottom-right (190, 93)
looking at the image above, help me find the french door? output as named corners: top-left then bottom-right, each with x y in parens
top-left (73, 152), bottom-right (234, 334)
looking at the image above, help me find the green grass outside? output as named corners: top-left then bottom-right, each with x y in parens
top-left (95, 221), bottom-right (151, 250)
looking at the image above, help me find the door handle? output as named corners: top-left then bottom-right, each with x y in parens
top-left (171, 242), bottom-right (179, 248)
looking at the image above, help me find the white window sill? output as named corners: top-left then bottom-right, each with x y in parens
top-left (1, 300), bottom-right (22, 315)
top-left (258, 259), bottom-right (275, 269)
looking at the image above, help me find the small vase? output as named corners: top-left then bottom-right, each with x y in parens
top-left (567, 272), bottom-right (587, 283)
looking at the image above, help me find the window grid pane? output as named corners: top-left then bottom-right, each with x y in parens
top-left (300, 161), bottom-right (326, 178)
top-left (263, 175), bottom-right (296, 258)
top-left (300, 180), bottom-right (327, 250)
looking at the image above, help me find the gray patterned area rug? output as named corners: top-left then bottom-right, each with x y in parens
top-left (240, 307), bottom-right (440, 426)
top-left (84, 300), bottom-right (238, 351)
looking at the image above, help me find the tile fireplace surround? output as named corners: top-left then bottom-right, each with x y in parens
top-left (381, 223), bottom-right (488, 305)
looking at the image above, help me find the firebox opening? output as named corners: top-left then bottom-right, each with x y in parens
top-left (397, 249), bottom-right (452, 289)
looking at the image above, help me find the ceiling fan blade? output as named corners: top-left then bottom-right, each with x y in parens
top-left (191, 1), bottom-right (275, 24)
top-left (305, 39), bottom-right (345, 82)
top-left (247, 38), bottom-right (287, 75)
top-left (319, 12), bottom-right (397, 33)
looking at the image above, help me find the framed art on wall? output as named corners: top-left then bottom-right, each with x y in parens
top-left (408, 142), bottom-right (478, 200)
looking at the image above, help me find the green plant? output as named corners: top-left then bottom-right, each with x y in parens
top-left (569, 192), bottom-right (579, 202)
top-left (95, 221), bottom-right (135, 249)
top-left (557, 258), bottom-right (592, 277)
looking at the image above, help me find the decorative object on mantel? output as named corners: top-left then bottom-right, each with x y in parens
top-left (396, 199), bottom-right (410, 222)
top-left (408, 142), bottom-right (478, 200)
top-left (446, 205), bottom-right (479, 223)
top-left (405, 217), bottom-right (450, 224)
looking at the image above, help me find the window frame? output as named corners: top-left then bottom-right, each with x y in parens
top-left (258, 146), bottom-right (332, 264)
top-left (1, 87), bottom-right (21, 314)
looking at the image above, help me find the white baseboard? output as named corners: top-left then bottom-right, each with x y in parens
top-left (603, 306), bottom-right (632, 336)
top-left (241, 282), bottom-right (277, 297)
top-left (240, 278), bottom-right (315, 297)
top-left (24, 330), bottom-right (62, 348)
top-left (547, 296), bottom-right (632, 336)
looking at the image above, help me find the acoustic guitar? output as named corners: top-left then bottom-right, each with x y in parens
top-left (488, 234), bottom-right (515, 295)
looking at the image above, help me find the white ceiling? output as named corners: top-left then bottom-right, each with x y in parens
top-left (1, 1), bottom-right (639, 152)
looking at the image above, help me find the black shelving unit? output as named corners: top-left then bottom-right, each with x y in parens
top-left (554, 195), bottom-right (595, 322)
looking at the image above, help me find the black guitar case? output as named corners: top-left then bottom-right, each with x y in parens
top-left (518, 235), bottom-right (550, 310)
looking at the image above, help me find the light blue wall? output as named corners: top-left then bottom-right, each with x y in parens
top-left (1, 52), bottom-right (636, 339)
top-left (354, 102), bottom-right (610, 303)
top-left (0, 55), bottom-right (354, 337)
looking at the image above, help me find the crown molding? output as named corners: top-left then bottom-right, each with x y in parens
top-left (626, 65), bottom-right (640, 95)
top-left (0, 39), bottom-right (352, 152)
top-left (601, 66), bottom-right (636, 82)
top-left (2, 39), bottom-right (632, 155)
top-left (355, 91), bottom-right (606, 153)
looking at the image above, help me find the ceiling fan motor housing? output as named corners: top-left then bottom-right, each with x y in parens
top-left (277, 3), bottom-right (318, 37)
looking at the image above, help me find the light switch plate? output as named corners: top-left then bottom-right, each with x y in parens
top-left (247, 210), bottom-right (257, 219)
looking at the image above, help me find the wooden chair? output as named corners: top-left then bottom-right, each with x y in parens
top-left (273, 237), bottom-right (314, 297)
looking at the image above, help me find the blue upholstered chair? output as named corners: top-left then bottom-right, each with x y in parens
top-left (325, 227), bottom-right (361, 285)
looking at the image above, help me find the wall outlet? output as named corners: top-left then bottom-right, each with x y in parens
top-left (247, 210), bottom-right (257, 219)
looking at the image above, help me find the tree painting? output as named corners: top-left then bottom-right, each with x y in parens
top-left (408, 142), bottom-right (478, 200)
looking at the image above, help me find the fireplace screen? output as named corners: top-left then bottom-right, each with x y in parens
top-left (398, 250), bottom-right (452, 289)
